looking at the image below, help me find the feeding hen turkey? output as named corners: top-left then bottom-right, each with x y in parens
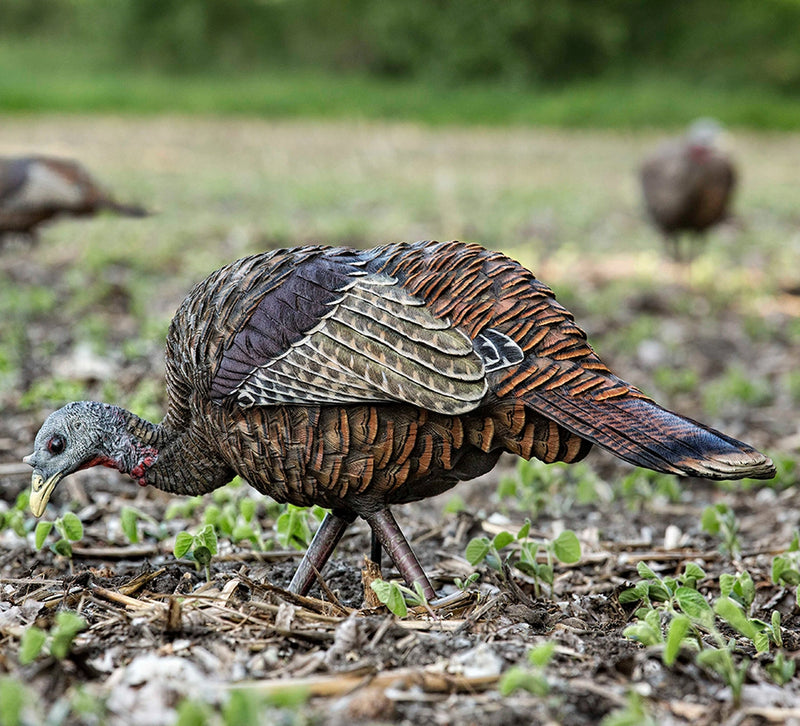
top-left (25, 241), bottom-right (774, 599)
top-left (0, 155), bottom-right (148, 240)
top-left (640, 120), bottom-right (736, 261)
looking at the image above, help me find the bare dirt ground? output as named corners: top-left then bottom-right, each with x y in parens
top-left (1, 117), bottom-right (799, 724)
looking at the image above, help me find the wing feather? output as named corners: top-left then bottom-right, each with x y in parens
top-left (213, 270), bottom-right (493, 415)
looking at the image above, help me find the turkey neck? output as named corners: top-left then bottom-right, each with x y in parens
top-left (100, 404), bottom-right (234, 497)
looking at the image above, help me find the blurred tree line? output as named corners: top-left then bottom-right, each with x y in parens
top-left (2, 0), bottom-right (800, 91)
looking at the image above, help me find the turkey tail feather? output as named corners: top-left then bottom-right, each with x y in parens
top-left (522, 389), bottom-right (775, 480)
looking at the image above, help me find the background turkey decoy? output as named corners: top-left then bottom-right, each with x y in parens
top-left (24, 241), bottom-right (774, 600)
top-left (640, 119), bottom-right (736, 261)
top-left (0, 155), bottom-right (148, 241)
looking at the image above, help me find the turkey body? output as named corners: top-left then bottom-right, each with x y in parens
top-left (640, 124), bottom-right (736, 259)
top-left (0, 156), bottom-right (147, 238)
top-left (26, 241), bottom-right (774, 599)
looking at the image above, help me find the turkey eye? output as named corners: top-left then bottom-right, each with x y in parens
top-left (47, 436), bottom-right (65, 455)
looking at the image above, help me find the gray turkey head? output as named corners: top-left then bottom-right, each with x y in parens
top-left (24, 401), bottom-right (148, 516)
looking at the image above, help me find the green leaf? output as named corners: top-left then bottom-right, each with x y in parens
top-left (696, 647), bottom-right (732, 674)
top-left (232, 523), bottom-right (257, 543)
top-left (120, 507), bottom-right (140, 544)
top-left (263, 685), bottom-right (311, 709)
top-left (664, 614), bottom-right (690, 666)
top-left (528, 641), bottom-right (555, 667)
top-left (492, 530), bottom-right (514, 551)
top-left (34, 521), bottom-right (53, 550)
top-left (498, 666), bottom-right (548, 696)
top-left (239, 498), bottom-right (256, 523)
top-left (60, 512), bottom-right (84, 542)
top-left (515, 560), bottom-right (537, 577)
top-left (202, 504), bottom-right (220, 527)
top-left (644, 608), bottom-right (662, 634)
top-left (719, 573), bottom-right (735, 597)
top-left (619, 582), bottom-right (649, 603)
top-left (778, 567), bottom-right (800, 586)
top-left (14, 491), bottom-right (30, 512)
top-left (536, 563), bottom-right (554, 585)
top-left (700, 506), bottom-right (721, 534)
top-left (623, 621), bottom-right (662, 647)
top-left (465, 537), bottom-right (490, 566)
top-left (516, 520), bottom-right (531, 541)
top-left (518, 540), bottom-right (539, 565)
top-left (275, 506), bottom-right (312, 550)
top-left (766, 651), bottom-right (795, 686)
top-left (552, 530), bottom-right (581, 563)
top-left (411, 582), bottom-right (428, 606)
top-left (771, 610), bottom-right (782, 648)
top-left (771, 555), bottom-right (787, 584)
top-left (370, 579), bottom-right (407, 617)
top-left (599, 691), bottom-right (655, 726)
top-left (683, 562), bottom-right (706, 581)
top-left (647, 581), bottom-right (672, 602)
top-left (753, 630), bottom-right (770, 654)
top-left (199, 525), bottom-right (218, 555)
top-left (175, 699), bottom-right (211, 726)
top-left (222, 689), bottom-right (260, 726)
top-left (675, 586), bottom-right (713, 625)
top-left (50, 611), bottom-right (87, 660)
top-left (174, 532), bottom-right (194, 559)
top-left (497, 477), bottom-right (517, 499)
top-left (714, 596), bottom-right (757, 640)
top-left (636, 562), bottom-right (658, 580)
top-left (733, 571), bottom-right (756, 609)
top-left (0, 676), bottom-right (28, 726)
top-left (217, 510), bottom-right (235, 536)
top-left (192, 546), bottom-right (212, 567)
top-left (18, 626), bottom-right (47, 665)
top-left (51, 539), bottom-right (73, 558)
top-left (7, 511), bottom-right (25, 538)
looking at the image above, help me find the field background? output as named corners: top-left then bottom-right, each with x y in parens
top-left (1, 115), bottom-right (799, 726)
top-left (2, 1), bottom-right (800, 724)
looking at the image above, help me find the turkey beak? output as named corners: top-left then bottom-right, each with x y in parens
top-left (29, 470), bottom-right (62, 518)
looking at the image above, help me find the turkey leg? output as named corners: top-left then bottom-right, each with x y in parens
top-left (366, 508), bottom-right (436, 601)
top-left (288, 509), bottom-right (354, 596)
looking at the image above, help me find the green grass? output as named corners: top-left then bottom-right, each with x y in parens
top-left (3, 38), bottom-right (800, 128)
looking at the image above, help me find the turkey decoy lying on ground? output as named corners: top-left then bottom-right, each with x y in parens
top-left (25, 241), bottom-right (774, 599)
top-left (640, 119), bottom-right (736, 261)
top-left (0, 155), bottom-right (148, 240)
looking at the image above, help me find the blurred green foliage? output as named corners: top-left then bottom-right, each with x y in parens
top-left (2, 0), bottom-right (800, 91)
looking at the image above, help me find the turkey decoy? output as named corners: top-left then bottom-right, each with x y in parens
top-left (0, 155), bottom-right (147, 240)
top-left (25, 241), bottom-right (774, 600)
top-left (640, 119), bottom-right (736, 261)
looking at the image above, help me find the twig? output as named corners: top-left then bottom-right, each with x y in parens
top-left (368, 614), bottom-right (395, 649)
top-left (230, 666), bottom-right (500, 698)
top-left (311, 565), bottom-right (350, 617)
top-left (119, 567), bottom-right (166, 596)
top-left (456, 592), bottom-right (508, 634)
top-left (90, 583), bottom-right (159, 611)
